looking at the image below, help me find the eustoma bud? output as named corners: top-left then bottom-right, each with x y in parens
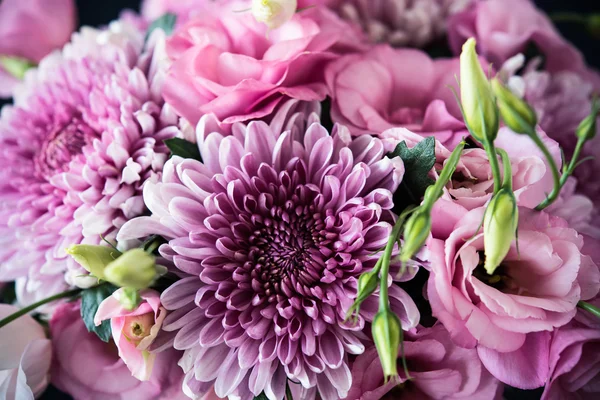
top-left (491, 77), bottom-right (537, 135)
top-left (483, 188), bottom-right (518, 275)
top-left (104, 249), bottom-right (165, 290)
top-left (66, 244), bottom-right (121, 280)
top-left (575, 100), bottom-right (599, 142)
top-left (400, 208), bottom-right (431, 263)
top-left (460, 38), bottom-right (499, 143)
top-left (372, 309), bottom-right (402, 381)
top-left (251, 0), bottom-right (297, 30)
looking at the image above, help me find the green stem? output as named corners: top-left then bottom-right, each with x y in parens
top-left (379, 219), bottom-right (405, 311)
top-left (578, 301), bottom-right (600, 319)
top-left (550, 12), bottom-right (587, 24)
top-left (533, 132), bottom-right (570, 210)
top-left (0, 288), bottom-right (81, 329)
top-left (145, 238), bottom-right (162, 255)
top-left (285, 381), bottom-right (294, 400)
top-left (483, 140), bottom-right (502, 194)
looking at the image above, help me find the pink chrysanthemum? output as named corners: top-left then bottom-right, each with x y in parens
top-left (0, 22), bottom-right (184, 305)
top-left (118, 111), bottom-right (420, 399)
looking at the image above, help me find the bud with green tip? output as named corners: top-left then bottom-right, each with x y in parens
top-left (575, 100), bottom-right (599, 142)
top-left (401, 208), bottom-right (431, 263)
top-left (346, 270), bottom-right (380, 320)
top-left (483, 188), bottom-right (518, 275)
top-left (460, 38), bottom-right (499, 143)
top-left (0, 55), bottom-right (35, 80)
top-left (491, 77), bottom-right (538, 135)
top-left (66, 244), bottom-right (121, 280)
top-left (104, 249), bottom-right (165, 290)
top-left (372, 309), bottom-right (402, 381)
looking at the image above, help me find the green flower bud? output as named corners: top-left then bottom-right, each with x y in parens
top-left (575, 103), bottom-right (598, 142)
top-left (460, 38), bottom-right (499, 143)
top-left (116, 287), bottom-right (142, 311)
top-left (0, 55), bottom-right (35, 80)
top-left (66, 244), bottom-right (121, 280)
top-left (372, 309), bottom-right (402, 380)
top-left (103, 249), bottom-right (161, 290)
top-left (401, 208), bottom-right (431, 263)
top-left (491, 78), bottom-right (537, 135)
top-left (345, 270), bottom-right (379, 321)
top-left (483, 188), bottom-right (518, 275)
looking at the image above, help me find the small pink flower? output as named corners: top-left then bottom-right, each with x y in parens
top-left (427, 207), bottom-right (600, 388)
top-left (326, 45), bottom-right (470, 147)
top-left (0, 0), bottom-right (76, 97)
top-left (94, 289), bottom-right (167, 381)
top-left (0, 304), bottom-right (52, 399)
top-left (348, 323), bottom-right (502, 399)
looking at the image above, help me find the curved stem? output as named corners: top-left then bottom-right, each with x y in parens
top-left (578, 301), bottom-right (600, 320)
top-left (533, 133), bottom-right (568, 210)
top-left (0, 288), bottom-right (81, 329)
top-left (550, 12), bottom-right (587, 24)
top-left (484, 140), bottom-right (502, 194)
top-left (378, 219), bottom-right (405, 311)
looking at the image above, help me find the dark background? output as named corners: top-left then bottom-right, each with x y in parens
top-left (6, 0), bottom-right (597, 398)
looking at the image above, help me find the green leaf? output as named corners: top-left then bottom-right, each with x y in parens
top-left (80, 283), bottom-right (118, 342)
top-left (164, 137), bottom-right (202, 162)
top-left (388, 137), bottom-right (436, 212)
top-left (146, 13), bottom-right (177, 42)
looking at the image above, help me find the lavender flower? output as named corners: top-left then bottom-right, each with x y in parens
top-left (0, 22), bottom-right (184, 306)
top-left (118, 104), bottom-right (419, 400)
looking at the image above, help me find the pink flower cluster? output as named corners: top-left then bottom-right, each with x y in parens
top-left (0, 0), bottom-right (599, 400)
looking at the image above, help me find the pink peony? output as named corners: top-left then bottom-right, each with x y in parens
top-left (325, 45), bottom-right (469, 147)
top-left (94, 289), bottom-right (167, 381)
top-left (0, 0), bottom-right (76, 97)
top-left (162, 1), bottom-right (366, 127)
top-left (336, 0), bottom-right (472, 48)
top-left (348, 323), bottom-right (501, 400)
top-left (541, 323), bottom-right (600, 399)
top-left (0, 304), bottom-right (52, 399)
top-left (0, 23), bottom-right (185, 306)
top-left (427, 207), bottom-right (600, 388)
top-left (118, 111), bottom-right (420, 399)
top-left (50, 300), bottom-right (187, 400)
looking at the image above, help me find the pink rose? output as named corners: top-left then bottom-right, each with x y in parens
top-left (541, 323), bottom-right (600, 399)
top-left (94, 289), bottom-right (167, 381)
top-left (0, 304), bottom-right (52, 399)
top-left (0, 0), bottom-right (76, 97)
top-left (348, 323), bottom-right (502, 400)
top-left (427, 207), bottom-right (600, 388)
top-left (163, 1), bottom-right (366, 126)
top-left (325, 45), bottom-right (470, 147)
top-left (50, 300), bottom-right (186, 400)
top-left (447, 0), bottom-right (596, 81)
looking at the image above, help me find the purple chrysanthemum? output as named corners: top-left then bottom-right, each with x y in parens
top-left (118, 108), bottom-right (420, 400)
top-left (0, 22), bottom-right (184, 305)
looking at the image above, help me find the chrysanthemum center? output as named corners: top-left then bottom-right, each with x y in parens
top-left (34, 116), bottom-right (95, 179)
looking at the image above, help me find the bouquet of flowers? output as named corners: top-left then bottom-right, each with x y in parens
top-left (1, 0), bottom-right (599, 399)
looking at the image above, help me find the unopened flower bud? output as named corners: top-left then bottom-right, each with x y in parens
top-left (460, 38), bottom-right (499, 143)
top-left (66, 244), bottom-right (121, 280)
top-left (491, 77), bottom-right (537, 135)
top-left (0, 55), bottom-right (34, 80)
top-left (401, 209), bottom-right (431, 263)
top-left (575, 103), bottom-right (599, 142)
top-left (252, 0), bottom-right (297, 30)
top-left (483, 188), bottom-right (518, 275)
top-left (345, 270), bottom-right (379, 321)
top-left (372, 309), bottom-right (402, 380)
top-left (104, 249), bottom-right (164, 290)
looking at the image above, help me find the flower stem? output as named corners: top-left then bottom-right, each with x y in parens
top-left (535, 133), bottom-right (578, 211)
top-left (483, 139), bottom-right (502, 194)
top-left (285, 381), bottom-right (294, 400)
top-left (550, 12), bottom-right (587, 24)
top-left (578, 301), bottom-right (600, 319)
top-left (0, 288), bottom-right (81, 329)
top-left (379, 218), bottom-right (404, 311)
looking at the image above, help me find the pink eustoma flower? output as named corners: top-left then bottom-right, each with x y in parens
top-left (325, 45), bottom-right (472, 147)
top-left (427, 207), bottom-right (600, 388)
top-left (94, 289), bottom-right (167, 381)
top-left (0, 0), bottom-right (76, 97)
top-left (348, 323), bottom-right (502, 400)
top-left (162, 0), bottom-right (366, 127)
top-left (50, 300), bottom-right (187, 400)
